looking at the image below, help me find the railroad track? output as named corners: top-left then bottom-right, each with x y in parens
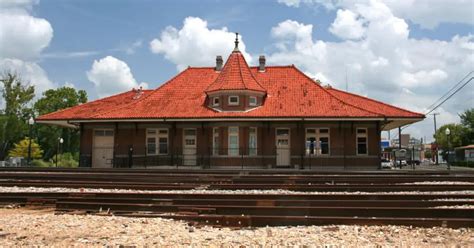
top-left (0, 168), bottom-right (473, 228)
top-left (1, 169), bottom-right (474, 191)
top-left (0, 192), bottom-right (473, 228)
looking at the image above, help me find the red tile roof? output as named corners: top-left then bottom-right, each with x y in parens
top-left (205, 51), bottom-right (266, 93)
top-left (326, 87), bottom-right (424, 118)
top-left (37, 65), bottom-right (424, 121)
top-left (37, 89), bottom-right (153, 120)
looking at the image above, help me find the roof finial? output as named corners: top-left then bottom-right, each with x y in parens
top-left (233, 32), bottom-right (239, 52)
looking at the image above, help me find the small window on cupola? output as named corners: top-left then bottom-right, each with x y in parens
top-left (228, 96), bottom-right (239, 105)
top-left (212, 97), bottom-right (220, 106)
top-left (249, 96), bottom-right (257, 106)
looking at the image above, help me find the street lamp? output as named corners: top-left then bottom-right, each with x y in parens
top-left (56, 138), bottom-right (64, 167)
top-left (27, 117), bottom-right (35, 166)
top-left (445, 128), bottom-right (451, 171)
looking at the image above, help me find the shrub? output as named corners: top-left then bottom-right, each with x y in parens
top-left (52, 152), bottom-right (79, 168)
top-left (31, 159), bottom-right (52, 167)
top-left (451, 161), bottom-right (474, 168)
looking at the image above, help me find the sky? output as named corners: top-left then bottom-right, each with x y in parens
top-left (0, 0), bottom-right (473, 143)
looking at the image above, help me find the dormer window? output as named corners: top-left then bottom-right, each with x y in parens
top-left (212, 97), bottom-right (220, 106)
top-left (249, 96), bottom-right (257, 106)
top-left (228, 96), bottom-right (239, 105)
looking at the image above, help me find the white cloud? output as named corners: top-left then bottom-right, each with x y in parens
top-left (329, 9), bottom-right (366, 40)
top-left (277, 0), bottom-right (336, 9)
top-left (0, 58), bottom-right (54, 94)
top-left (277, 0), bottom-right (302, 7)
top-left (384, 0), bottom-right (474, 29)
top-left (0, 0), bottom-right (55, 96)
top-left (269, 0), bottom-right (474, 142)
top-left (86, 56), bottom-right (147, 98)
top-left (0, 4), bottom-right (53, 60)
top-left (278, 0), bottom-right (474, 29)
top-left (150, 17), bottom-right (252, 71)
top-left (124, 40), bottom-right (143, 55)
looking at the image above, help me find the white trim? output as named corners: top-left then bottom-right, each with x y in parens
top-left (212, 97), bottom-right (220, 106)
top-left (46, 117), bottom-right (423, 124)
top-left (212, 127), bottom-right (220, 155)
top-left (318, 128), bottom-right (330, 156)
top-left (305, 128), bottom-right (330, 156)
top-left (248, 127), bottom-right (257, 156)
top-left (34, 120), bottom-right (78, 128)
top-left (356, 127), bottom-right (368, 156)
top-left (228, 95), bottom-right (239, 106)
top-left (275, 128), bottom-right (291, 166)
top-left (146, 128), bottom-right (169, 155)
top-left (206, 90), bottom-right (266, 96)
top-left (228, 126), bottom-right (239, 156)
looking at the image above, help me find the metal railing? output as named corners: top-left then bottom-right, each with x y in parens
top-left (77, 147), bottom-right (381, 170)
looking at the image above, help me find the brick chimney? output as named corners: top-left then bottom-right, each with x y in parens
top-left (215, 56), bottom-right (223, 71)
top-left (259, 55), bottom-right (266, 72)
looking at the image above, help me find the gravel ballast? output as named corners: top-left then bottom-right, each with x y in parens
top-left (1, 186), bottom-right (474, 195)
top-left (0, 209), bottom-right (472, 247)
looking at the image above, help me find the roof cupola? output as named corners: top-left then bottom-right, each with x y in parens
top-left (205, 33), bottom-right (266, 112)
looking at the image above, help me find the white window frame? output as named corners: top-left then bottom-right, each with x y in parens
top-left (212, 127), bottom-right (220, 155)
top-left (248, 127), bottom-right (257, 156)
top-left (228, 95), bottom-right (239, 106)
top-left (356, 128), bottom-right (368, 156)
top-left (305, 128), bottom-right (330, 156)
top-left (249, 96), bottom-right (257, 106)
top-left (228, 126), bottom-right (239, 156)
top-left (146, 128), bottom-right (169, 155)
top-left (212, 96), bottom-right (220, 106)
top-left (94, 129), bottom-right (114, 137)
top-left (305, 128), bottom-right (317, 156)
top-left (318, 128), bottom-right (330, 156)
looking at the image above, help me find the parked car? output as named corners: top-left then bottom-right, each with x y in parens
top-left (395, 160), bottom-right (407, 167)
top-left (381, 158), bottom-right (393, 169)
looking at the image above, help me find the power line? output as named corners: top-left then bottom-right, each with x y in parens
top-left (390, 72), bottom-right (474, 141)
top-left (424, 71), bottom-right (473, 112)
top-left (425, 76), bottom-right (474, 115)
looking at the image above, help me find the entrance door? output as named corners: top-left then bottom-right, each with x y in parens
top-left (276, 128), bottom-right (290, 166)
top-left (183, 129), bottom-right (197, 166)
top-left (92, 129), bottom-right (114, 168)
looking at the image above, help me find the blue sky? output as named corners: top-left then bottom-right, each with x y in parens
top-left (36, 0), bottom-right (341, 90)
top-left (1, 0), bottom-right (473, 141)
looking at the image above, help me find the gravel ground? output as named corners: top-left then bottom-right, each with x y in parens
top-left (0, 209), bottom-right (472, 247)
top-left (1, 186), bottom-right (474, 195)
top-left (432, 205), bottom-right (474, 209)
top-left (399, 181), bottom-right (474, 185)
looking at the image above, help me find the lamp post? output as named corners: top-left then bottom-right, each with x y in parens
top-left (27, 117), bottom-right (35, 166)
top-left (445, 128), bottom-right (451, 171)
top-left (56, 137), bottom-right (64, 167)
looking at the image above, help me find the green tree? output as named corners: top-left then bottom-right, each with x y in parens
top-left (459, 108), bottom-right (474, 144)
top-left (0, 72), bottom-right (35, 160)
top-left (33, 87), bottom-right (87, 159)
top-left (8, 137), bottom-right (43, 159)
top-left (434, 123), bottom-right (468, 161)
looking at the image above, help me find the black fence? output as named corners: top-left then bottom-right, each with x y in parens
top-left (78, 147), bottom-right (379, 170)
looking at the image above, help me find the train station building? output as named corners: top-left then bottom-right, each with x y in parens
top-left (37, 37), bottom-right (424, 169)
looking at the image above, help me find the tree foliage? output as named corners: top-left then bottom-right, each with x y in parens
top-left (0, 72), bottom-right (35, 160)
top-left (33, 87), bottom-right (87, 159)
top-left (0, 72), bottom-right (35, 116)
top-left (8, 137), bottom-right (43, 159)
top-left (459, 108), bottom-right (474, 144)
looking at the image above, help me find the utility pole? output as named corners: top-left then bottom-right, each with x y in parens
top-left (398, 126), bottom-right (402, 169)
top-left (431, 113), bottom-right (439, 165)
